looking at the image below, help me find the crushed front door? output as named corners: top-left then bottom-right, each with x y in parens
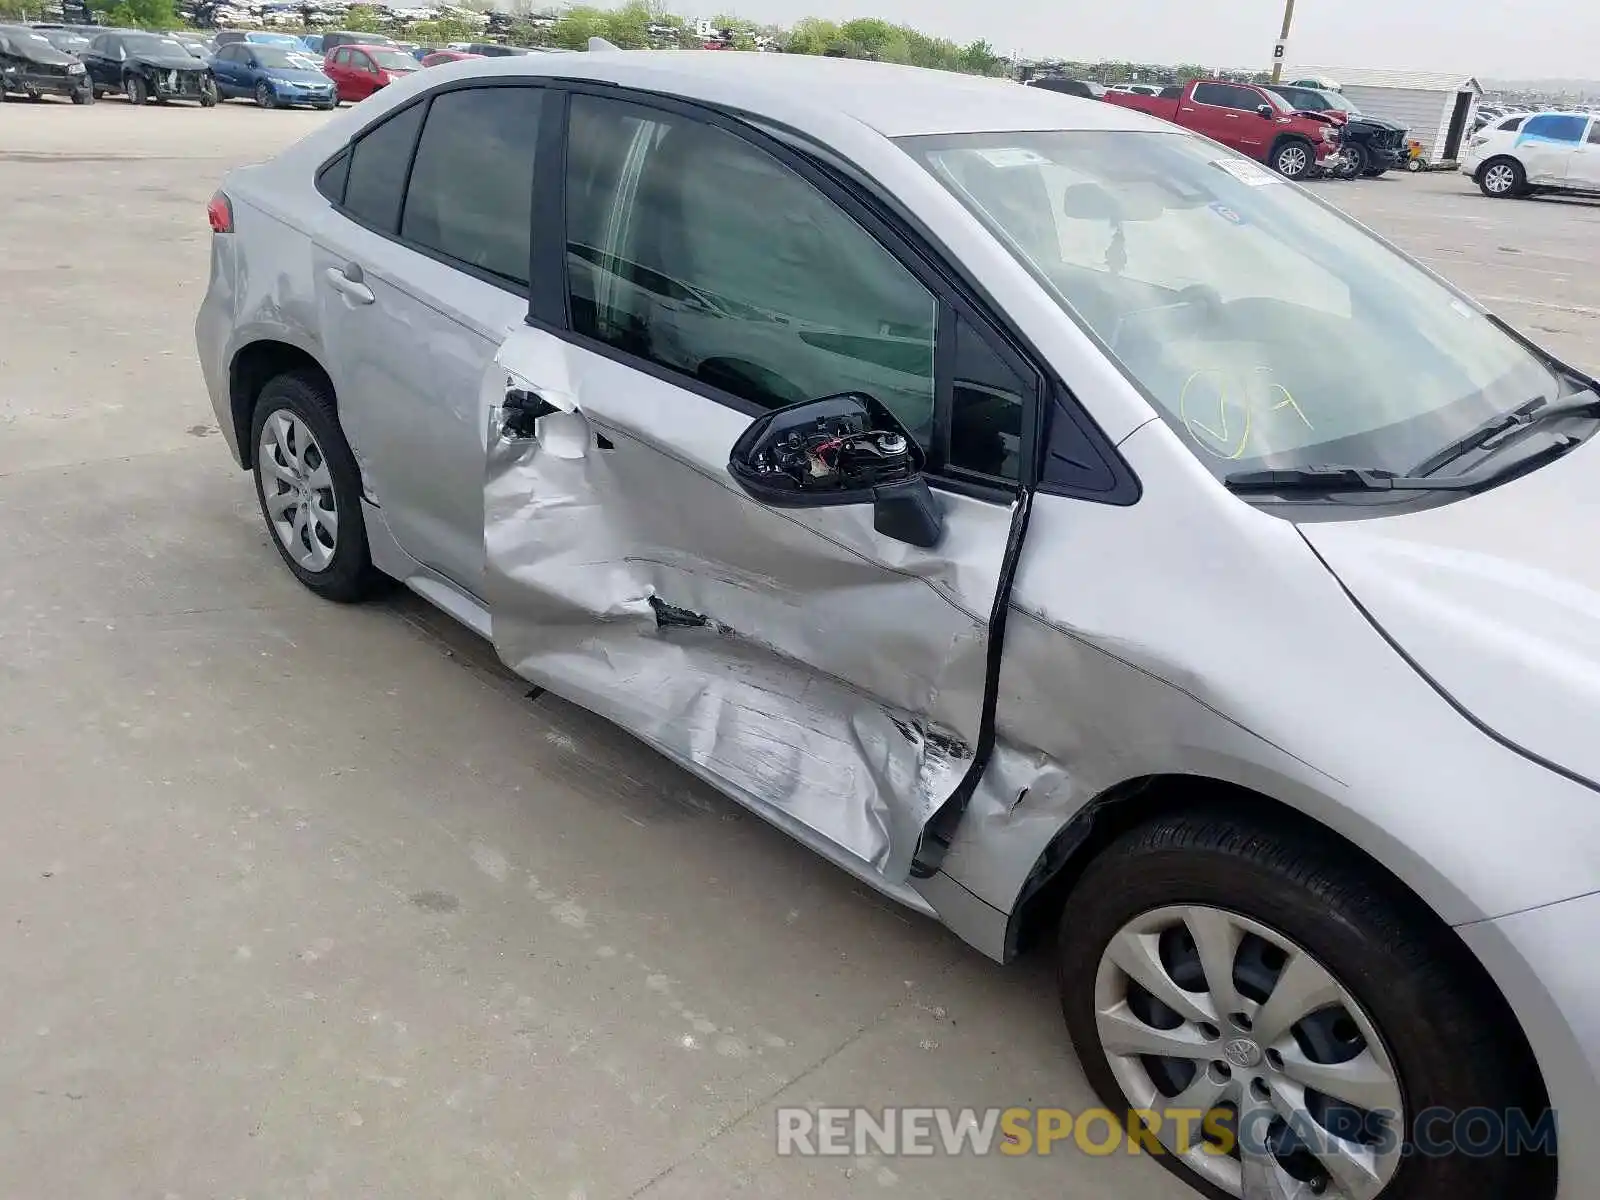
top-left (480, 325), bottom-right (1014, 884)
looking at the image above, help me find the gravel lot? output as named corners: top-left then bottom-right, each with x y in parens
top-left (1, 99), bottom-right (1596, 1200)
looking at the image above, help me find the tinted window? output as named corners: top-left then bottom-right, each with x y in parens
top-left (1499, 115), bottom-right (1525, 131)
top-left (402, 86), bottom-right (540, 286)
top-left (342, 103), bottom-right (424, 232)
top-left (949, 316), bottom-right (1030, 481)
top-left (316, 150), bottom-right (350, 205)
top-left (565, 95), bottom-right (938, 443)
top-left (1194, 83), bottom-right (1253, 109)
top-left (1522, 114), bottom-right (1587, 143)
top-left (331, 48), bottom-right (348, 64)
top-left (1589, 121), bottom-right (1600, 146)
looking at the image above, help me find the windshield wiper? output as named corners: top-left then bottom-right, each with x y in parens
top-left (1224, 465), bottom-right (1480, 493)
top-left (1408, 394), bottom-right (1600, 477)
top-left (1227, 433), bottom-right (1585, 495)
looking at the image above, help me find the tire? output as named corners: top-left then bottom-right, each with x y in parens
top-left (255, 80), bottom-right (275, 109)
top-left (1057, 811), bottom-right (1542, 1200)
top-left (1270, 138), bottom-right (1315, 180)
top-left (125, 73), bottom-right (147, 105)
top-left (1406, 157), bottom-right (1424, 172)
top-left (72, 85), bottom-right (94, 105)
top-left (1479, 157), bottom-right (1525, 198)
top-left (249, 372), bottom-right (382, 603)
top-left (1343, 142), bottom-right (1370, 178)
top-left (199, 78), bottom-right (218, 108)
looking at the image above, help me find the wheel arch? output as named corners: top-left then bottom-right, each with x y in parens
top-left (228, 339), bottom-right (335, 469)
top-left (1007, 772), bottom-right (1552, 1166)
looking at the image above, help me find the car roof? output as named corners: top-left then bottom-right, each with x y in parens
top-left (452, 51), bottom-right (1163, 138)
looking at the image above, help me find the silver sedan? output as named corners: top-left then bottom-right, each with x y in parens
top-left (197, 50), bottom-right (1597, 1200)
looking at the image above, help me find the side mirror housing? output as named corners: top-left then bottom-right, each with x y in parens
top-left (1258, 104), bottom-right (1275, 119)
top-left (727, 392), bottom-right (943, 548)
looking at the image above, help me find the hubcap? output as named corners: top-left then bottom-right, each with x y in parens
top-left (1094, 905), bottom-right (1403, 1200)
top-left (258, 410), bottom-right (338, 573)
top-left (1486, 165), bottom-right (1514, 193)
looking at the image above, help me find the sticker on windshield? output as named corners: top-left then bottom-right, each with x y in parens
top-left (973, 147), bottom-right (1051, 169)
top-left (1210, 158), bottom-right (1279, 186)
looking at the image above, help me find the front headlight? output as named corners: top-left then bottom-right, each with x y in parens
top-left (68, 62), bottom-right (85, 74)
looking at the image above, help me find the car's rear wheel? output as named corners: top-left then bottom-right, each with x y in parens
top-left (1271, 139), bottom-right (1315, 180)
top-left (255, 80), bottom-right (274, 109)
top-left (1479, 158), bottom-right (1524, 198)
top-left (125, 73), bottom-right (147, 105)
top-left (249, 372), bottom-right (381, 603)
top-left (1058, 812), bottom-right (1543, 1200)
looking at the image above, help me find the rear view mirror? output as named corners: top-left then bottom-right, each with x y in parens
top-left (727, 392), bottom-right (943, 547)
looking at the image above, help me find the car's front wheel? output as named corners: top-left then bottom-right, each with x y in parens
top-left (1479, 157), bottom-right (1525, 198)
top-left (249, 372), bottom-right (381, 603)
top-left (255, 80), bottom-right (275, 109)
top-left (1058, 812), bottom-right (1543, 1200)
top-left (72, 84), bottom-right (93, 105)
top-left (1271, 139), bottom-right (1315, 180)
top-left (124, 73), bottom-right (147, 105)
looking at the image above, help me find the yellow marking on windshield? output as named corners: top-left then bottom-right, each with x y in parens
top-left (1180, 368), bottom-right (1312, 459)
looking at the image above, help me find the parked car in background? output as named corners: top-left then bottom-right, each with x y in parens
top-left (1265, 83), bottom-right (1409, 177)
top-left (320, 30), bottom-right (394, 53)
top-left (1105, 78), bottom-right (1340, 178)
top-left (0, 23), bottom-right (92, 103)
top-left (199, 54), bottom-right (1598, 1200)
top-left (461, 42), bottom-right (551, 57)
top-left (1463, 110), bottom-right (1600, 198)
top-left (211, 41), bottom-right (335, 109)
top-left (322, 43), bottom-right (417, 103)
top-left (172, 35), bottom-right (214, 63)
top-left (1107, 82), bottom-right (1161, 97)
top-left (81, 30), bottom-right (217, 105)
top-left (300, 34), bottom-right (324, 54)
top-left (35, 26), bottom-right (90, 56)
top-left (420, 48), bottom-right (483, 67)
top-left (1025, 74), bottom-right (1104, 99)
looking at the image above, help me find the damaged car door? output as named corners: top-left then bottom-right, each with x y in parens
top-left (484, 90), bottom-right (1034, 886)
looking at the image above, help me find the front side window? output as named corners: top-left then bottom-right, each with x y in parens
top-left (1520, 114), bottom-right (1587, 144)
top-left (564, 94), bottom-right (938, 446)
top-left (341, 102), bottom-right (424, 232)
top-left (402, 86), bottom-right (540, 285)
top-left (902, 129), bottom-right (1564, 482)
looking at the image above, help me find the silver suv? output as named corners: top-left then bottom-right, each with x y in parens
top-left (198, 51), bottom-right (1598, 1200)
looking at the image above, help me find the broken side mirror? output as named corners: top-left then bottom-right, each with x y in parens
top-left (727, 392), bottom-right (943, 548)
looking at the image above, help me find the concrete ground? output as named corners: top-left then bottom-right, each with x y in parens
top-left (1, 99), bottom-right (1596, 1200)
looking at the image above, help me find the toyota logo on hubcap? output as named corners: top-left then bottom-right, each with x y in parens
top-left (1223, 1038), bottom-right (1263, 1069)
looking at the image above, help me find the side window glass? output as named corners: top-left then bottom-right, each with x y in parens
top-left (402, 86), bottom-right (540, 286)
top-left (1192, 83), bottom-right (1230, 107)
top-left (1588, 122), bottom-right (1600, 146)
top-left (1501, 116), bottom-right (1525, 132)
top-left (342, 102), bottom-right (424, 233)
top-left (1522, 114), bottom-right (1586, 143)
top-left (1228, 86), bottom-right (1260, 110)
top-left (564, 94), bottom-right (938, 446)
top-left (948, 316), bottom-right (1031, 482)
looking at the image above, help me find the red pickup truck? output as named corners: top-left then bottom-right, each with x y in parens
top-left (1103, 79), bottom-right (1342, 180)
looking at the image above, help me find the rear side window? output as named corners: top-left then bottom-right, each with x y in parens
top-left (1521, 114), bottom-right (1587, 143)
top-left (401, 86), bottom-right (541, 286)
top-left (1499, 115), bottom-right (1525, 132)
top-left (1589, 121), bottom-right (1600, 146)
top-left (341, 102), bottom-right (425, 232)
top-left (1194, 83), bottom-right (1252, 109)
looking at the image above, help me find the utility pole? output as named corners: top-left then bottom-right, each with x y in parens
top-left (1271, 0), bottom-right (1296, 82)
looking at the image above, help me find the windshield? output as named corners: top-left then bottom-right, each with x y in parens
top-left (124, 35), bottom-right (186, 56)
top-left (253, 46), bottom-right (321, 69)
top-left (48, 32), bottom-right (88, 51)
top-left (1261, 89), bottom-right (1295, 114)
top-left (250, 33), bottom-right (301, 46)
top-left (369, 48), bottom-right (417, 70)
top-left (8, 28), bottom-right (52, 48)
top-left (900, 129), bottom-right (1564, 480)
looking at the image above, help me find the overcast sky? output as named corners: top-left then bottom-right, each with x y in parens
top-left (712, 0), bottom-right (1596, 79)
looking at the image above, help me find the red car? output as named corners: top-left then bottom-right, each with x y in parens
top-left (322, 43), bottom-right (420, 103)
top-left (420, 49), bottom-right (483, 67)
top-left (1103, 79), bottom-right (1341, 180)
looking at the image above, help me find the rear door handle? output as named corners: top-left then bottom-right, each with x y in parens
top-left (324, 264), bottom-right (374, 305)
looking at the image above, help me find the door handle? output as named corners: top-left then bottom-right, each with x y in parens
top-left (1225, 113), bottom-right (1238, 119)
top-left (324, 264), bottom-right (374, 305)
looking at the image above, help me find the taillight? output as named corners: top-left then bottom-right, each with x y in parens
top-left (207, 191), bottom-right (233, 234)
